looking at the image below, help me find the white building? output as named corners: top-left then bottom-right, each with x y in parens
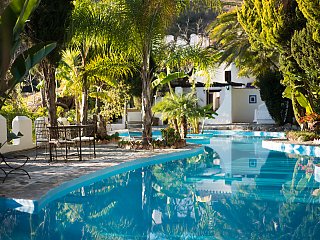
top-left (166, 34), bottom-right (274, 124)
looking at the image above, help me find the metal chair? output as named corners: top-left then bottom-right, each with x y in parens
top-left (0, 152), bottom-right (31, 183)
top-left (72, 124), bottom-right (96, 159)
top-left (48, 126), bottom-right (78, 161)
top-left (34, 118), bottom-right (49, 159)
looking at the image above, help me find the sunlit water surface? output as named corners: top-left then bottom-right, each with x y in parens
top-left (1, 135), bottom-right (320, 239)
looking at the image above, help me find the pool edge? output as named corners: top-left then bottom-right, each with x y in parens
top-left (262, 139), bottom-right (320, 157)
top-left (2, 146), bottom-right (204, 214)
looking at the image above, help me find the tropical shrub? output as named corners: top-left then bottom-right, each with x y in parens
top-left (161, 127), bottom-right (181, 146)
top-left (153, 92), bottom-right (216, 138)
top-left (286, 131), bottom-right (319, 142)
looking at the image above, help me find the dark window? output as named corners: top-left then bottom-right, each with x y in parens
top-left (225, 71), bottom-right (231, 83)
top-left (249, 95), bottom-right (257, 104)
top-left (207, 92), bottom-right (214, 105)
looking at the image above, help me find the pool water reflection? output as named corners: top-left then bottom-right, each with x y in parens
top-left (1, 136), bottom-right (320, 239)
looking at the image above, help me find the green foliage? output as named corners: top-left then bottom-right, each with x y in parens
top-left (26, 0), bottom-right (73, 62)
top-left (56, 106), bottom-right (65, 118)
top-left (208, 8), bottom-right (278, 77)
top-left (65, 109), bottom-right (76, 124)
top-left (97, 82), bottom-right (131, 123)
top-left (291, 24), bottom-right (320, 113)
top-left (0, 0), bottom-right (56, 109)
top-left (254, 71), bottom-right (291, 125)
top-left (35, 106), bottom-right (48, 117)
top-left (154, 43), bottom-right (218, 87)
top-left (286, 131), bottom-right (319, 142)
top-left (0, 103), bottom-right (35, 129)
top-left (234, 0), bottom-right (320, 124)
top-left (114, 0), bottom-right (222, 141)
top-left (161, 127), bottom-right (181, 146)
top-left (296, 0), bottom-right (320, 43)
top-left (152, 72), bottom-right (187, 89)
top-left (153, 92), bottom-right (217, 137)
top-left (98, 132), bottom-right (120, 141)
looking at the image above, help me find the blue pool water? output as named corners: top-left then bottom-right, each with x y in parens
top-left (1, 133), bottom-right (320, 239)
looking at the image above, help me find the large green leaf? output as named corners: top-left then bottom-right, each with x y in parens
top-left (283, 86), bottom-right (313, 114)
top-left (89, 91), bottom-right (112, 101)
top-left (296, 177), bottom-right (308, 191)
top-left (0, 0), bottom-right (40, 82)
top-left (9, 42), bottom-right (56, 87)
top-left (295, 91), bottom-right (313, 114)
top-left (152, 72), bottom-right (187, 88)
top-left (13, 0), bottom-right (40, 37)
top-left (282, 86), bottom-right (292, 99)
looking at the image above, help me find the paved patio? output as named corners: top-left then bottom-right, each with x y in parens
top-left (0, 143), bottom-right (198, 200)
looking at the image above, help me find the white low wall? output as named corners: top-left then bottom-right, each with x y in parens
top-left (0, 115), bottom-right (35, 153)
top-left (107, 123), bottom-right (126, 131)
top-left (127, 110), bottom-right (142, 122)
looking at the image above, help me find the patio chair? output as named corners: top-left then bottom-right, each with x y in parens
top-left (72, 124), bottom-right (96, 159)
top-left (34, 118), bottom-right (49, 159)
top-left (48, 126), bottom-right (78, 161)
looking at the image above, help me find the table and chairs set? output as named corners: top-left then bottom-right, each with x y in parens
top-left (47, 124), bottom-right (96, 162)
top-left (1, 119), bottom-right (96, 182)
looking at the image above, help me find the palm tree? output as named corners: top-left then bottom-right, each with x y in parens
top-left (207, 9), bottom-right (278, 77)
top-left (115, 0), bottom-right (221, 144)
top-left (26, 0), bottom-right (73, 126)
top-left (68, 0), bottom-right (137, 125)
top-left (153, 92), bottom-right (207, 138)
top-left (56, 48), bottom-right (82, 122)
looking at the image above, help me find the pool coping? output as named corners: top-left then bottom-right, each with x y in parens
top-left (2, 146), bottom-right (204, 214)
top-left (262, 139), bottom-right (320, 157)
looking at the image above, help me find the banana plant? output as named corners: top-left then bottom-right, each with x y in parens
top-left (0, 0), bottom-right (56, 109)
top-left (152, 71), bottom-right (187, 96)
top-left (283, 86), bottom-right (314, 125)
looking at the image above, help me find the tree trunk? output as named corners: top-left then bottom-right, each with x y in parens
top-left (40, 86), bottom-right (46, 108)
top-left (96, 92), bottom-right (106, 139)
top-left (80, 46), bottom-right (89, 125)
top-left (141, 43), bottom-right (153, 144)
top-left (80, 73), bottom-right (88, 125)
top-left (180, 115), bottom-right (188, 139)
top-left (172, 118), bottom-right (179, 133)
top-left (42, 61), bottom-right (57, 126)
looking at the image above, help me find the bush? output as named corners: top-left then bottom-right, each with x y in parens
top-left (286, 131), bottom-right (320, 142)
top-left (161, 127), bottom-right (181, 146)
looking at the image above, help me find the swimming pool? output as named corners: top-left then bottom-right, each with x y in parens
top-left (1, 132), bottom-right (320, 239)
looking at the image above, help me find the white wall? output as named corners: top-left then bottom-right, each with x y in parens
top-left (229, 63), bottom-right (254, 85)
top-left (254, 103), bottom-right (275, 124)
top-left (232, 88), bottom-right (263, 123)
top-left (0, 115), bottom-right (35, 153)
top-left (127, 110), bottom-right (142, 122)
top-left (207, 63), bottom-right (254, 85)
top-left (196, 87), bottom-right (206, 107)
top-left (206, 87), bottom-right (233, 124)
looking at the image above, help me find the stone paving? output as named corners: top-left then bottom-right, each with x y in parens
top-left (0, 143), bottom-right (198, 200)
